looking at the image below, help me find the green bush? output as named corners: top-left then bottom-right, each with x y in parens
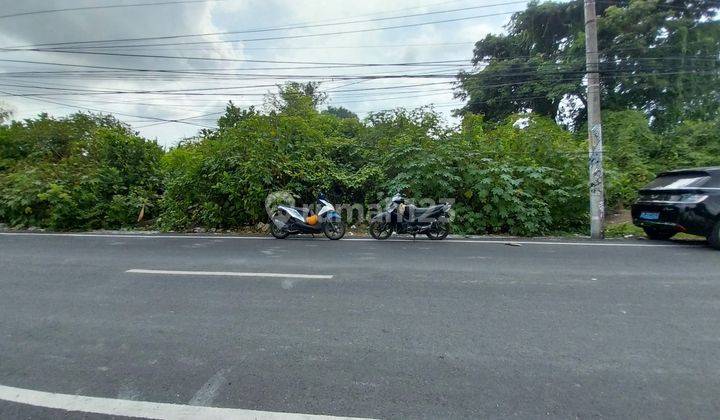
top-left (0, 114), bottom-right (162, 229)
top-left (159, 112), bottom-right (350, 230)
top-left (2, 99), bottom-right (718, 236)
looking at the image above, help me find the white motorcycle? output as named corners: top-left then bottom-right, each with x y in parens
top-left (269, 193), bottom-right (345, 240)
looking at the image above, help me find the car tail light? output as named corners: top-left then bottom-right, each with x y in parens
top-left (635, 193), bottom-right (708, 204)
top-left (679, 194), bottom-right (708, 203)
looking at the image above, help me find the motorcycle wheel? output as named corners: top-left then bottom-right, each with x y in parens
top-left (426, 219), bottom-right (450, 240)
top-left (369, 220), bottom-right (392, 240)
top-left (323, 220), bottom-right (345, 240)
top-left (269, 213), bottom-right (289, 239)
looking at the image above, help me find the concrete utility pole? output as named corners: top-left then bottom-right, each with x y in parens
top-left (584, 0), bottom-right (605, 239)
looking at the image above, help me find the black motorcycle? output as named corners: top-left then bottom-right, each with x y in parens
top-left (369, 194), bottom-right (451, 240)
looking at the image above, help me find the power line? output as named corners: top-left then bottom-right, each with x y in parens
top-left (0, 90), bottom-right (214, 128)
top-left (6, 2), bottom-right (524, 49)
top-left (1, 48), bottom-right (469, 67)
top-left (7, 68), bottom-right (713, 101)
top-left (1, 59), bottom-right (711, 83)
top-left (0, 60), bottom-right (470, 77)
top-left (0, 0), bottom-right (228, 20)
top-left (2, 65), bottom-right (714, 100)
top-left (0, 80), bottom-right (457, 97)
top-left (135, 110), bottom-right (225, 128)
top-left (10, 10), bottom-right (518, 50)
top-left (0, 58), bottom-right (467, 79)
top-left (85, 41), bottom-right (479, 52)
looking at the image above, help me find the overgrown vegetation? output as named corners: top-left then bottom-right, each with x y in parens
top-left (2, 103), bottom-right (717, 235)
top-left (0, 113), bottom-right (163, 229)
top-left (1, 1), bottom-right (718, 235)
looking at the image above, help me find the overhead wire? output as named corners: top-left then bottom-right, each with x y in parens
top-left (5, 10), bottom-right (519, 50)
top-left (0, 0), bottom-right (230, 20)
top-left (0, 90), bottom-right (215, 128)
top-left (0, 48), bottom-right (471, 67)
top-left (3, 2), bottom-right (524, 49)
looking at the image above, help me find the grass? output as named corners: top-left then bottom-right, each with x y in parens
top-left (605, 221), bottom-right (706, 241)
top-left (605, 221), bottom-right (645, 238)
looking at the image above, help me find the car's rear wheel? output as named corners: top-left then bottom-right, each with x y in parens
top-left (708, 221), bottom-right (720, 250)
top-left (643, 226), bottom-right (676, 241)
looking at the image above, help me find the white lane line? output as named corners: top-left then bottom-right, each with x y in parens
top-left (126, 269), bottom-right (333, 279)
top-left (0, 384), bottom-right (372, 420)
top-left (0, 231), bottom-right (692, 247)
top-left (0, 232), bottom-right (273, 240)
top-left (399, 239), bottom-right (682, 247)
top-left (189, 368), bottom-right (231, 406)
top-left (330, 238), bottom-right (682, 247)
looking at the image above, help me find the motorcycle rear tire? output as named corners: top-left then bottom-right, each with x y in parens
top-left (426, 220), bottom-right (450, 240)
top-left (269, 215), bottom-right (289, 239)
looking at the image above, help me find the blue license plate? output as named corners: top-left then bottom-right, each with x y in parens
top-left (640, 212), bottom-right (660, 221)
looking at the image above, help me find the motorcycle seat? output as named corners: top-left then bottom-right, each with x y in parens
top-left (408, 204), bottom-right (445, 219)
top-left (284, 206), bottom-right (313, 216)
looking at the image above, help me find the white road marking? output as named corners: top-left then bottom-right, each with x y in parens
top-left (188, 368), bottom-right (231, 406)
top-left (0, 384), bottom-right (372, 420)
top-left (383, 238), bottom-right (683, 247)
top-left (0, 231), bottom-right (696, 247)
top-left (126, 269), bottom-right (334, 279)
top-left (0, 232), bottom-right (273, 240)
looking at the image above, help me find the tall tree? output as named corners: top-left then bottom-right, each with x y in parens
top-left (265, 82), bottom-right (328, 116)
top-left (217, 102), bottom-right (258, 130)
top-left (456, 0), bottom-right (720, 129)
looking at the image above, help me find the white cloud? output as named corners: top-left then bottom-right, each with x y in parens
top-left (0, 0), bottom-right (523, 147)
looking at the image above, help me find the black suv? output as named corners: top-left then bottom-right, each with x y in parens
top-left (632, 167), bottom-right (720, 249)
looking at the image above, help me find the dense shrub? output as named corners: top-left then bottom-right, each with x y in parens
top-left (0, 113), bottom-right (162, 229)
top-left (158, 112), bottom-right (363, 230)
top-left (600, 110), bottom-right (658, 209)
top-left (158, 107), bottom-right (591, 235)
top-left (1, 102), bottom-right (718, 235)
top-left (598, 110), bottom-right (720, 210)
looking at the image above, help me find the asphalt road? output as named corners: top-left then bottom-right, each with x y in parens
top-left (0, 232), bottom-right (719, 419)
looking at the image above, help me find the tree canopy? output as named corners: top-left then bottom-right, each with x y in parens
top-left (322, 106), bottom-right (359, 119)
top-left (264, 81), bottom-right (328, 116)
top-left (457, 0), bottom-right (720, 129)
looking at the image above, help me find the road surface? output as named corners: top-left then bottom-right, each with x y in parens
top-left (0, 232), bottom-right (718, 419)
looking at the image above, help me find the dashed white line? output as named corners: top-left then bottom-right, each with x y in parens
top-left (0, 384), bottom-right (373, 420)
top-left (126, 269), bottom-right (334, 279)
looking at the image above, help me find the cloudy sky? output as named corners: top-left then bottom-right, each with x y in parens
top-left (0, 0), bottom-right (529, 147)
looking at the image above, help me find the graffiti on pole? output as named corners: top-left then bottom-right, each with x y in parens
top-left (589, 123), bottom-right (605, 218)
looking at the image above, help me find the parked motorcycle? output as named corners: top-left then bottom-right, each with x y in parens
top-left (369, 194), bottom-right (451, 240)
top-left (269, 194), bottom-right (345, 240)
